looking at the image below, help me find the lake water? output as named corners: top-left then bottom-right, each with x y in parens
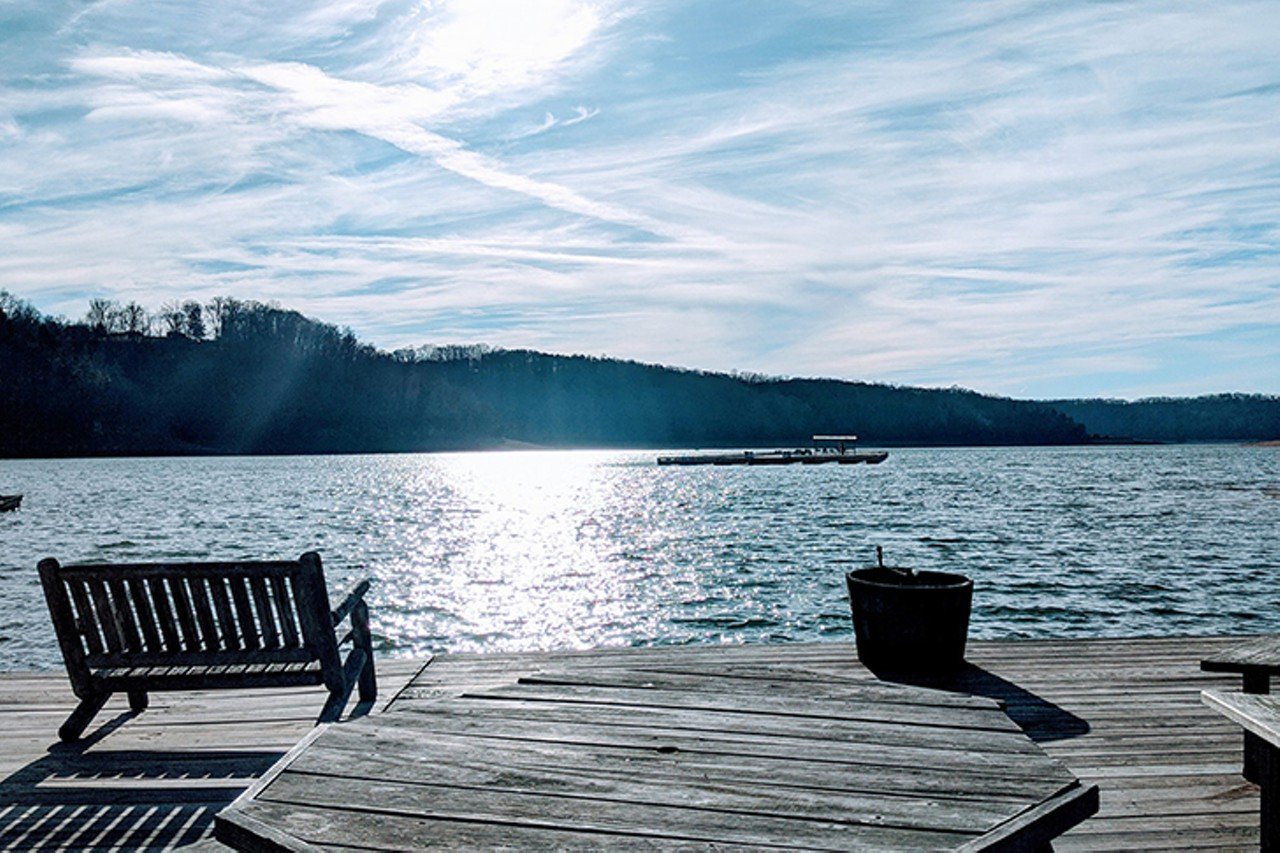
top-left (1, 446), bottom-right (1277, 670)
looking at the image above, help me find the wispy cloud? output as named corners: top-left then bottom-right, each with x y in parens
top-left (511, 106), bottom-right (599, 140)
top-left (1, 0), bottom-right (1278, 397)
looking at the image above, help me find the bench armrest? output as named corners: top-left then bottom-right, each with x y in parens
top-left (331, 579), bottom-right (372, 627)
top-left (1202, 690), bottom-right (1280, 747)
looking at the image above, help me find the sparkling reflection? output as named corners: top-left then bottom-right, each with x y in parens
top-left (2, 445), bottom-right (1279, 668)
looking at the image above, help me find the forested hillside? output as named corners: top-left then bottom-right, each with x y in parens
top-left (0, 292), bottom-right (1095, 456)
top-left (1049, 396), bottom-right (1280, 443)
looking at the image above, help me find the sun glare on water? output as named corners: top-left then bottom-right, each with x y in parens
top-left (371, 450), bottom-right (656, 654)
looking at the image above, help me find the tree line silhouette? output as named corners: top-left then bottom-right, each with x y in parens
top-left (1, 290), bottom-right (1273, 457)
top-left (1050, 395), bottom-right (1280, 443)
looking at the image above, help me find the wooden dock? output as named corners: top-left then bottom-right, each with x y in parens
top-left (0, 636), bottom-right (1267, 850)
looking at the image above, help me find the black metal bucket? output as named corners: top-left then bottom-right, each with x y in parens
top-left (846, 564), bottom-right (973, 672)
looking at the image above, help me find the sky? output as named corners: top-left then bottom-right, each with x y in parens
top-left (1, 1), bottom-right (1278, 400)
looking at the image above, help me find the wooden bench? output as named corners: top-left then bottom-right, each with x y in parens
top-left (1202, 636), bottom-right (1280, 782)
top-left (39, 552), bottom-right (376, 742)
top-left (1203, 690), bottom-right (1280, 851)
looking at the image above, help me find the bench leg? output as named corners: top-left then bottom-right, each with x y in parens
top-left (59, 691), bottom-right (110, 742)
top-left (1248, 733), bottom-right (1268, 785)
top-left (128, 690), bottom-right (148, 712)
top-left (1245, 672), bottom-right (1271, 784)
top-left (358, 655), bottom-right (378, 704)
top-left (1263, 743), bottom-right (1280, 852)
top-left (353, 600), bottom-right (377, 703)
top-left (317, 687), bottom-right (351, 724)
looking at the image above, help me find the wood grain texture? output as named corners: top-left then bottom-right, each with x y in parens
top-left (220, 657), bottom-right (1095, 850)
top-left (1203, 637), bottom-right (1280, 675)
top-left (1203, 691), bottom-right (1280, 746)
top-left (398, 635), bottom-right (1267, 852)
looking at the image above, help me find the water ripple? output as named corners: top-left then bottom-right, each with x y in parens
top-left (1, 445), bottom-right (1278, 669)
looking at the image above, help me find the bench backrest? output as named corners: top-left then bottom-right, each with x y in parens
top-left (39, 553), bottom-right (341, 692)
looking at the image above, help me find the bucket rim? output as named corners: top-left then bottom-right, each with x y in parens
top-left (846, 566), bottom-right (972, 590)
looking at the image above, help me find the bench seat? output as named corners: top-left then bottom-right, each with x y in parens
top-left (92, 660), bottom-right (324, 689)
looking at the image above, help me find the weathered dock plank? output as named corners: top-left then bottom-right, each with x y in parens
top-left (220, 667), bottom-right (1090, 850)
top-left (0, 635), bottom-right (1266, 849)
top-left (395, 635), bottom-right (1259, 851)
top-left (0, 658), bottom-right (425, 851)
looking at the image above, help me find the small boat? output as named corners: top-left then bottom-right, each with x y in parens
top-left (0, 494), bottom-right (22, 512)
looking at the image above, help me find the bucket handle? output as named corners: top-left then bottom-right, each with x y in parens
top-left (876, 545), bottom-right (915, 579)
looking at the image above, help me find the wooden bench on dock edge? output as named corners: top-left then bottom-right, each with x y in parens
top-left (1202, 635), bottom-right (1280, 782)
top-left (1203, 690), bottom-right (1280, 852)
top-left (39, 551), bottom-right (376, 742)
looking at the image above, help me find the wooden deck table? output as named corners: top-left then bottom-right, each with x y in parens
top-left (215, 662), bottom-right (1097, 850)
top-left (1202, 690), bottom-right (1280, 852)
top-left (1202, 635), bottom-right (1280, 782)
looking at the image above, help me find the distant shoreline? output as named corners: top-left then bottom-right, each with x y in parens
top-left (1, 438), bottom-right (1274, 462)
top-left (8, 293), bottom-right (1280, 458)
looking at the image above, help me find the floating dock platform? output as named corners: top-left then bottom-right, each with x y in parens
top-left (657, 449), bottom-right (888, 466)
top-left (658, 434), bottom-right (888, 466)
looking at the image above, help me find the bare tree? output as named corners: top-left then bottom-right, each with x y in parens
top-left (158, 300), bottom-right (186, 335)
top-left (0, 291), bottom-right (38, 323)
top-left (85, 298), bottom-right (116, 333)
top-left (105, 303), bottom-right (130, 334)
top-left (205, 295), bottom-right (242, 339)
top-left (182, 300), bottom-right (206, 339)
top-left (121, 301), bottom-right (150, 335)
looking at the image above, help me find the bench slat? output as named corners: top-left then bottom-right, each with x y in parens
top-left (230, 576), bottom-right (261, 650)
top-left (251, 576), bottom-right (280, 649)
top-left (108, 578), bottom-right (143, 653)
top-left (188, 576), bottom-right (220, 652)
top-left (167, 576), bottom-right (202, 652)
top-left (148, 577), bottom-right (181, 652)
top-left (68, 579), bottom-right (105, 656)
top-left (272, 574), bottom-right (301, 649)
top-left (128, 578), bottom-right (162, 652)
top-left (89, 578), bottom-right (123, 653)
top-left (209, 577), bottom-right (240, 652)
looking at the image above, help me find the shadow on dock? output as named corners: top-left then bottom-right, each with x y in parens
top-left (869, 662), bottom-right (1091, 742)
top-left (0, 711), bottom-right (281, 849)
